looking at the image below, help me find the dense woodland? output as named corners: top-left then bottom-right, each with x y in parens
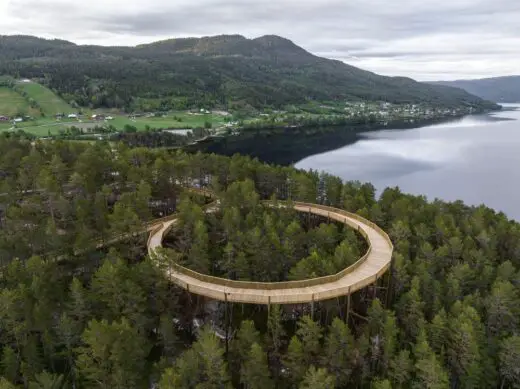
top-left (1, 133), bottom-right (520, 388)
top-left (0, 35), bottom-right (498, 111)
top-left (165, 182), bottom-right (364, 281)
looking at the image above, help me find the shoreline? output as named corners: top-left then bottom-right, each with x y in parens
top-left (184, 113), bottom-right (486, 166)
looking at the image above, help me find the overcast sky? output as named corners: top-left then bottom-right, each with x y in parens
top-left (1, 0), bottom-right (519, 81)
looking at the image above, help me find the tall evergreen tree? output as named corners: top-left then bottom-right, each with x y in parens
top-left (240, 343), bottom-right (274, 389)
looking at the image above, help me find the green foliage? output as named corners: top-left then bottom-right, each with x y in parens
top-left (159, 327), bottom-right (230, 389)
top-left (284, 316), bottom-right (322, 384)
top-left (322, 318), bottom-right (355, 387)
top-left (76, 318), bottom-right (150, 389)
top-left (0, 35), bottom-right (498, 110)
top-left (240, 343), bottom-right (274, 389)
top-left (299, 366), bottom-right (335, 389)
top-left (499, 336), bottom-right (520, 388)
top-left (0, 136), bottom-right (519, 389)
top-left (170, 179), bottom-right (364, 282)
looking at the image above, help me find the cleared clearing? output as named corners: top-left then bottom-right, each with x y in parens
top-left (14, 82), bottom-right (73, 115)
top-left (0, 87), bottom-right (40, 117)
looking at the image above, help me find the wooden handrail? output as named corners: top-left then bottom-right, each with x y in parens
top-left (148, 195), bottom-right (394, 302)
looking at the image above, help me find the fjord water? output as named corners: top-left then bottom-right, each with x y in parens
top-left (295, 105), bottom-right (520, 219)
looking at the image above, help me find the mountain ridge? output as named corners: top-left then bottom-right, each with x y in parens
top-left (0, 34), bottom-right (499, 111)
top-left (431, 76), bottom-right (520, 103)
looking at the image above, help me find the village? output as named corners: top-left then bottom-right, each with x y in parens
top-left (0, 77), bottom-right (479, 140)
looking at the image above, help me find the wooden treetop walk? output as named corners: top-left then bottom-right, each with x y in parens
top-left (148, 193), bottom-right (394, 305)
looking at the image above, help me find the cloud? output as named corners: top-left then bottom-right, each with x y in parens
top-left (2, 0), bottom-right (519, 80)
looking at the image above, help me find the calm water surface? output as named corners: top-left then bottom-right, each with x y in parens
top-left (295, 104), bottom-right (520, 219)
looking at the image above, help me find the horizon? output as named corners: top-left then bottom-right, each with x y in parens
top-left (1, 0), bottom-right (518, 82)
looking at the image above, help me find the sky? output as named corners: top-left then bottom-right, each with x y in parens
top-left (1, 0), bottom-right (519, 81)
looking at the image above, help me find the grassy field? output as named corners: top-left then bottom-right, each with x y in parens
top-left (0, 78), bottom-right (229, 137)
top-left (110, 112), bottom-right (227, 130)
top-left (0, 111), bottom-right (230, 137)
top-left (0, 87), bottom-right (40, 117)
top-left (0, 117), bottom-right (82, 136)
top-left (14, 82), bottom-right (73, 115)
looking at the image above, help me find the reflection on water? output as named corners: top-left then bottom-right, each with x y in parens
top-left (189, 118), bottom-right (460, 166)
top-left (296, 105), bottom-right (520, 219)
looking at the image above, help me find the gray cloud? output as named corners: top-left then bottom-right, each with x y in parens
top-left (2, 0), bottom-right (519, 80)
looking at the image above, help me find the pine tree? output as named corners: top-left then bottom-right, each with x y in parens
top-left (322, 318), bottom-right (354, 387)
top-left (389, 350), bottom-right (412, 389)
top-left (192, 327), bottom-right (230, 389)
top-left (372, 379), bottom-right (393, 389)
top-left (231, 320), bottom-right (261, 372)
top-left (0, 347), bottom-right (18, 385)
top-left (187, 220), bottom-right (210, 273)
top-left (396, 277), bottom-right (425, 343)
top-left (76, 318), bottom-right (151, 389)
top-left (428, 309), bottom-right (448, 360)
top-left (240, 343), bottom-right (274, 389)
top-left (284, 336), bottom-right (307, 383)
top-left (413, 331), bottom-right (449, 389)
top-left (299, 366), bottom-right (335, 389)
top-left (0, 378), bottom-right (17, 389)
top-left (159, 349), bottom-right (200, 389)
top-left (447, 305), bottom-right (483, 388)
top-left (27, 371), bottom-right (65, 389)
top-left (284, 316), bottom-right (322, 384)
top-left (499, 335), bottom-right (520, 389)
top-left (267, 305), bottom-right (286, 356)
top-left (485, 281), bottom-right (519, 338)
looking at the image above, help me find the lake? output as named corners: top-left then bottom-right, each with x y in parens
top-left (295, 104), bottom-right (520, 219)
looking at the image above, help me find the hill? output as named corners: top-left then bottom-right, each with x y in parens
top-left (0, 34), bottom-right (498, 111)
top-left (431, 76), bottom-right (520, 103)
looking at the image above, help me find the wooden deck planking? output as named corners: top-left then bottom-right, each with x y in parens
top-left (148, 201), bottom-right (393, 305)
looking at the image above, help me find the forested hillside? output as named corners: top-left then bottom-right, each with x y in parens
top-left (0, 35), bottom-right (498, 111)
top-left (0, 133), bottom-right (519, 388)
top-left (432, 76), bottom-right (520, 103)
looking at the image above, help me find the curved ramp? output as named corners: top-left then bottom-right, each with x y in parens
top-left (148, 201), bottom-right (393, 305)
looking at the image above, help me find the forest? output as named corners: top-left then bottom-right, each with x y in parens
top-left (0, 35), bottom-right (499, 111)
top-left (0, 132), bottom-right (519, 388)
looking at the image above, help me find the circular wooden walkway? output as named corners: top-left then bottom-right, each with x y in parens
top-left (148, 200), bottom-right (393, 305)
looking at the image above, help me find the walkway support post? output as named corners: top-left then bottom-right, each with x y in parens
top-left (385, 266), bottom-right (393, 308)
top-left (148, 193), bottom-right (394, 308)
top-left (346, 286), bottom-right (351, 324)
top-left (311, 294), bottom-right (315, 320)
top-left (224, 292), bottom-right (229, 355)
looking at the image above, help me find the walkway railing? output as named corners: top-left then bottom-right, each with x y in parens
top-left (149, 196), bottom-right (394, 302)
